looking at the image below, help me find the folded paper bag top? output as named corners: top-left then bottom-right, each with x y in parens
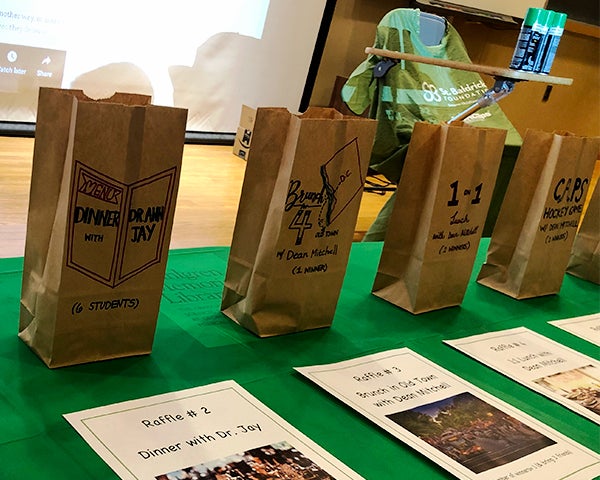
top-left (19, 87), bottom-right (188, 368)
top-left (221, 106), bottom-right (377, 337)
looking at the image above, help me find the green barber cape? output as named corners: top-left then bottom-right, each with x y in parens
top-left (342, 8), bottom-right (522, 185)
top-left (342, 9), bottom-right (522, 240)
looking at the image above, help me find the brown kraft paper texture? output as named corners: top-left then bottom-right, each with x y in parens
top-left (567, 178), bottom-right (600, 285)
top-left (19, 87), bottom-right (188, 367)
top-left (477, 129), bottom-right (600, 298)
top-left (221, 107), bottom-right (377, 336)
top-left (372, 121), bottom-right (507, 313)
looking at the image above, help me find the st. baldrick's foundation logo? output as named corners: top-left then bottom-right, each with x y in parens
top-left (66, 161), bottom-right (177, 287)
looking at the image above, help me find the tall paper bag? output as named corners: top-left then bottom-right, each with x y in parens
top-left (372, 121), bottom-right (506, 313)
top-left (477, 129), bottom-right (599, 298)
top-left (222, 107), bottom-right (377, 336)
top-left (19, 88), bottom-right (187, 367)
top-left (567, 175), bottom-right (600, 284)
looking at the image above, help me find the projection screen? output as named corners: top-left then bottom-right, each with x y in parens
top-left (0, 0), bottom-right (331, 134)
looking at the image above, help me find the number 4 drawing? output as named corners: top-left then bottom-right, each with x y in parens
top-left (289, 209), bottom-right (313, 245)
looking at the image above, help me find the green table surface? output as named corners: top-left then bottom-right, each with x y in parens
top-left (0, 240), bottom-right (598, 479)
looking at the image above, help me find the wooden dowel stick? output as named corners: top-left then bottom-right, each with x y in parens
top-left (365, 47), bottom-right (573, 86)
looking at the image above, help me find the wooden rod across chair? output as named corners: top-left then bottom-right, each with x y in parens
top-left (365, 47), bottom-right (573, 86)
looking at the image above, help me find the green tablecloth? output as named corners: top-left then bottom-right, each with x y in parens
top-left (0, 241), bottom-right (598, 479)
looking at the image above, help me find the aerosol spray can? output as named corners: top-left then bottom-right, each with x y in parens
top-left (537, 11), bottom-right (567, 74)
top-left (509, 8), bottom-right (552, 71)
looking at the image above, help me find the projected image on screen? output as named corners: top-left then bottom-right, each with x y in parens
top-left (0, 42), bottom-right (65, 119)
top-left (0, 1), bottom-right (327, 132)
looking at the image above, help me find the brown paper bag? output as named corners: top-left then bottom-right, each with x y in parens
top-left (372, 121), bottom-right (507, 313)
top-left (567, 177), bottom-right (600, 284)
top-left (477, 129), bottom-right (600, 298)
top-left (19, 87), bottom-right (187, 367)
top-left (221, 107), bottom-right (377, 336)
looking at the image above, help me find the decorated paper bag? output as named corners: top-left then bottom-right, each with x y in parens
top-left (19, 87), bottom-right (187, 367)
top-left (477, 129), bottom-right (600, 298)
top-left (566, 174), bottom-right (600, 284)
top-left (221, 107), bottom-right (377, 336)
top-left (372, 121), bottom-right (506, 313)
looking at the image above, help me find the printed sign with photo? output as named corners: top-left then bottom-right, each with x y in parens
top-left (549, 313), bottom-right (600, 347)
top-left (296, 349), bottom-right (600, 480)
top-left (65, 380), bottom-right (363, 480)
top-left (446, 327), bottom-right (600, 424)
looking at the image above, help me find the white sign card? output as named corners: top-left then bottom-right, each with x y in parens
top-left (295, 348), bottom-right (600, 480)
top-left (549, 313), bottom-right (600, 347)
top-left (64, 380), bottom-right (363, 480)
top-left (445, 327), bottom-right (600, 425)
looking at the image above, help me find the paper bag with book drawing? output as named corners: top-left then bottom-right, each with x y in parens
top-left (477, 129), bottom-right (599, 298)
top-left (372, 121), bottom-right (506, 313)
top-left (19, 88), bottom-right (187, 367)
top-left (221, 107), bottom-right (377, 336)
